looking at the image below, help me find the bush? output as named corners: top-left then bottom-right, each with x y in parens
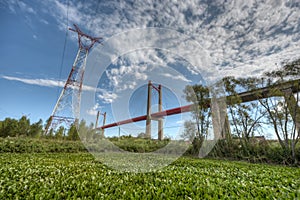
top-left (0, 137), bottom-right (87, 153)
top-left (109, 137), bottom-right (170, 153)
top-left (206, 139), bottom-right (300, 166)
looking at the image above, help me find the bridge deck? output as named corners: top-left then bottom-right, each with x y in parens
top-left (98, 78), bottom-right (300, 130)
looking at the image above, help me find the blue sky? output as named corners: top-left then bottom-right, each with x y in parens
top-left (1, 0), bottom-right (300, 138)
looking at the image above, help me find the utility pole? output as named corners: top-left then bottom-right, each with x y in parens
top-left (44, 24), bottom-right (103, 135)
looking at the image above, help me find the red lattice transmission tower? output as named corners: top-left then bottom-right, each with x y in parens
top-left (44, 24), bottom-right (103, 135)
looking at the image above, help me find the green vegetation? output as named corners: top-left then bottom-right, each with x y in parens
top-left (0, 137), bottom-right (298, 166)
top-left (0, 153), bottom-right (299, 199)
top-left (0, 60), bottom-right (299, 198)
top-left (183, 58), bottom-right (300, 164)
top-left (0, 115), bottom-right (84, 141)
top-left (207, 139), bottom-right (300, 166)
top-left (0, 137), bottom-right (87, 153)
top-left (0, 116), bottom-right (43, 138)
top-left (109, 135), bottom-right (170, 152)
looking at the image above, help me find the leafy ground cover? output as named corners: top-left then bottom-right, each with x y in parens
top-left (0, 153), bottom-right (299, 199)
top-left (1, 137), bottom-right (299, 166)
top-left (0, 137), bottom-right (87, 153)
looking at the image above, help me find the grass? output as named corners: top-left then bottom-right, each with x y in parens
top-left (0, 152), bottom-right (299, 199)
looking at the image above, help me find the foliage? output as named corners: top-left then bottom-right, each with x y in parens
top-left (109, 136), bottom-right (171, 153)
top-left (183, 58), bottom-right (300, 164)
top-left (0, 153), bottom-right (299, 199)
top-left (265, 58), bottom-right (300, 80)
top-left (0, 116), bottom-right (97, 142)
top-left (256, 71), bottom-right (300, 164)
top-left (55, 126), bottom-right (65, 140)
top-left (261, 58), bottom-right (300, 164)
top-left (223, 77), bottom-right (266, 139)
top-left (208, 139), bottom-right (300, 165)
top-left (0, 137), bottom-right (298, 166)
top-left (78, 120), bottom-right (99, 142)
top-left (137, 132), bottom-right (147, 138)
top-left (0, 137), bottom-right (87, 153)
top-left (67, 124), bottom-right (79, 141)
top-left (184, 136), bottom-right (205, 156)
top-left (29, 119), bottom-right (43, 137)
top-left (183, 84), bottom-right (211, 138)
top-left (222, 76), bottom-right (267, 157)
top-left (0, 116), bottom-right (43, 138)
top-left (181, 120), bottom-right (197, 142)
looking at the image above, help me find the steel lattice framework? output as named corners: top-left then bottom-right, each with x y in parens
top-left (44, 24), bottom-right (102, 135)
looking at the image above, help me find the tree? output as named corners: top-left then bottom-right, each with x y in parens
top-left (184, 84), bottom-right (211, 139)
top-left (86, 122), bottom-right (96, 141)
top-left (181, 120), bottom-right (197, 142)
top-left (29, 119), bottom-right (43, 138)
top-left (78, 120), bottom-right (88, 141)
top-left (223, 77), bottom-right (266, 141)
top-left (55, 126), bottom-right (65, 140)
top-left (0, 118), bottom-right (19, 137)
top-left (137, 132), bottom-right (147, 138)
top-left (258, 87), bottom-right (297, 163)
top-left (67, 124), bottom-right (79, 141)
top-left (0, 117), bottom-right (45, 138)
top-left (265, 58), bottom-right (300, 80)
top-left (18, 116), bottom-right (31, 136)
top-left (48, 128), bottom-right (54, 139)
top-left (258, 60), bottom-right (300, 164)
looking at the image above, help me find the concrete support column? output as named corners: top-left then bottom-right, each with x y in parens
top-left (145, 81), bottom-right (152, 139)
top-left (102, 112), bottom-right (106, 137)
top-left (222, 112), bottom-right (231, 140)
top-left (282, 88), bottom-right (300, 134)
top-left (158, 85), bottom-right (163, 140)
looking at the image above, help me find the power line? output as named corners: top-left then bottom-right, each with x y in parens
top-left (57, 0), bottom-right (70, 99)
top-left (88, 0), bottom-right (100, 35)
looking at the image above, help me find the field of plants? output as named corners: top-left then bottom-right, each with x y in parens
top-left (0, 152), bottom-right (299, 199)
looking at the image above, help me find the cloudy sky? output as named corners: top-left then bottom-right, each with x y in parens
top-left (0, 0), bottom-right (299, 137)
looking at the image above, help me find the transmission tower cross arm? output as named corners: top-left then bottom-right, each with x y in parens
top-left (69, 24), bottom-right (103, 51)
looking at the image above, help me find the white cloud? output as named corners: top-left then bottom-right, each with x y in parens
top-left (162, 73), bottom-right (191, 83)
top-left (105, 63), bottom-right (148, 92)
top-left (18, 1), bottom-right (36, 15)
top-left (42, 0), bottom-right (299, 81)
top-left (176, 120), bottom-right (184, 125)
top-left (5, 0), bottom-right (36, 15)
top-left (6, 0), bottom-right (300, 91)
top-left (53, 0), bottom-right (85, 26)
top-left (39, 18), bottom-right (49, 25)
top-left (86, 103), bottom-right (101, 116)
top-left (0, 75), bottom-right (97, 91)
top-left (1, 75), bottom-right (65, 88)
top-left (97, 90), bottom-right (118, 104)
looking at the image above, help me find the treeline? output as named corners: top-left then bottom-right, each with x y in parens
top-left (0, 116), bottom-right (96, 141)
top-left (0, 116), bottom-right (43, 138)
top-left (183, 58), bottom-right (300, 165)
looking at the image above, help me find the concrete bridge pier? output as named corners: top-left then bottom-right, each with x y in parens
top-left (282, 88), bottom-right (300, 134)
